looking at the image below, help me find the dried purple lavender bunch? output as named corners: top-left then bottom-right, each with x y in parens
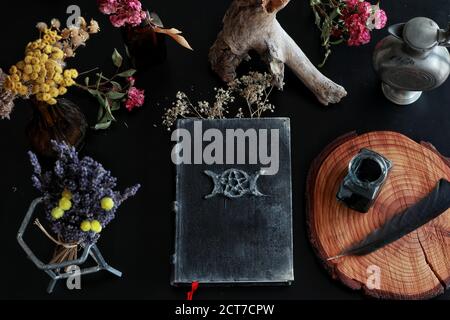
top-left (29, 141), bottom-right (140, 246)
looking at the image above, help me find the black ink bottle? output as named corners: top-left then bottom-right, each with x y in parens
top-left (337, 149), bottom-right (392, 213)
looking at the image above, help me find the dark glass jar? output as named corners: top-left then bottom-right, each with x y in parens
top-left (26, 98), bottom-right (87, 158)
top-left (121, 11), bottom-right (167, 70)
top-left (337, 149), bottom-right (392, 213)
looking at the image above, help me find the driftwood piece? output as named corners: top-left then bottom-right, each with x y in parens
top-left (209, 0), bottom-right (347, 106)
top-left (307, 131), bottom-right (450, 299)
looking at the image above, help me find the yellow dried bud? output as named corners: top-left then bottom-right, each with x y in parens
top-left (41, 84), bottom-right (50, 92)
top-left (43, 45), bottom-right (52, 54)
top-left (43, 34), bottom-right (52, 43)
top-left (3, 77), bottom-right (13, 90)
top-left (52, 51), bottom-right (64, 60)
top-left (53, 73), bottom-right (63, 84)
top-left (24, 56), bottom-right (33, 64)
top-left (42, 93), bottom-right (51, 101)
top-left (64, 78), bottom-right (75, 87)
top-left (18, 86), bottom-right (28, 96)
top-left (28, 42), bottom-right (37, 50)
top-left (45, 60), bottom-right (55, 70)
top-left (58, 87), bottom-right (68, 95)
top-left (23, 65), bottom-right (33, 75)
top-left (54, 65), bottom-right (63, 74)
top-left (9, 66), bottom-right (18, 74)
top-left (16, 61), bottom-right (25, 70)
top-left (50, 87), bottom-right (59, 98)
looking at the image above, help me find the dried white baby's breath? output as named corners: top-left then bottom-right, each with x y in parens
top-left (163, 72), bottom-right (276, 129)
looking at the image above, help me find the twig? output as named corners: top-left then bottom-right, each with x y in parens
top-left (78, 67), bottom-right (100, 76)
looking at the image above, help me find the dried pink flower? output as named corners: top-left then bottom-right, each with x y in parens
top-left (356, 1), bottom-right (372, 21)
top-left (125, 87), bottom-right (145, 111)
top-left (97, 0), bottom-right (147, 28)
top-left (373, 9), bottom-right (387, 30)
top-left (345, 13), bottom-right (371, 46)
top-left (312, 0), bottom-right (387, 65)
top-left (345, 0), bottom-right (359, 10)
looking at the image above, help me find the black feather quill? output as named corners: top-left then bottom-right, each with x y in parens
top-left (328, 179), bottom-right (450, 261)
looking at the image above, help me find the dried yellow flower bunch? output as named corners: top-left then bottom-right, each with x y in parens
top-left (3, 17), bottom-right (99, 106)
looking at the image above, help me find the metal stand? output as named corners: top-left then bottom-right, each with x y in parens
top-left (382, 82), bottom-right (422, 105)
top-left (17, 198), bottom-right (122, 294)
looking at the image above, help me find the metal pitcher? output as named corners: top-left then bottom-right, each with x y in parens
top-left (373, 17), bottom-right (450, 105)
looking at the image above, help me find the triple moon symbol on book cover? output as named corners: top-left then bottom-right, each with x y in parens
top-left (204, 169), bottom-right (265, 199)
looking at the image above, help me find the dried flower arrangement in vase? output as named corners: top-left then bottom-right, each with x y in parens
top-left (0, 17), bottom-right (100, 157)
top-left (310, 0), bottom-right (387, 66)
top-left (28, 141), bottom-right (140, 266)
top-left (163, 72), bottom-right (275, 129)
top-left (98, 0), bottom-right (192, 70)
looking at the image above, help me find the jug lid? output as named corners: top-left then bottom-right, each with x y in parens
top-left (403, 17), bottom-right (440, 51)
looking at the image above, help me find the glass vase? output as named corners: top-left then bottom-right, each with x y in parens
top-left (26, 98), bottom-right (88, 158)
top-left (121, 11), bottom-right (167, 70)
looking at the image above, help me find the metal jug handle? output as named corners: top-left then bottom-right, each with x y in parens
top-left (438, 24), bottom-right (450, 47)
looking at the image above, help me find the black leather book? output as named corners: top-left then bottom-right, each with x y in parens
top-left (172, 118), bottom-right (294, 285)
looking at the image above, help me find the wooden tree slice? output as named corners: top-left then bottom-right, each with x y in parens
top-left (307, 131), bottom-right (450, 299)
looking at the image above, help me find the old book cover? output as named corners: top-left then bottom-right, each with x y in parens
top-left (172, 118), bottom-right (293, 285)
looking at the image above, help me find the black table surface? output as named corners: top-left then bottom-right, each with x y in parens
top-left (1, 0), bottom-right (450, 300)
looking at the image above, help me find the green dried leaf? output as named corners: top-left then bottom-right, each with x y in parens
top-left (97, 102), bottom-right (104, 121)
top-left (111, 81), bottom-right (123, 91)
top-left (96, 72), bottom-right (103, 90)
top-left (117, 69), bottom-right (136, 78)
top-left (95, 120), bottom-right (112, 130)
top-left (107, 91), bottom-right (126, 100)
top-left (96, 73), bottom-right (110, 82)
top-left (330, 38), bottom-right (344, 45)
top-left (88, 89), bottom-right (100, 97)
top-left (112, 49), bottom-right (123, 68)
top-left (313, 10), bottom-right (321, 28)
top-left (85, 77), bottom-right (90, 86)
top-left (110, 100), bottom-right (121, 111)
top-left (104, 98), bottom-right (116, 121)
